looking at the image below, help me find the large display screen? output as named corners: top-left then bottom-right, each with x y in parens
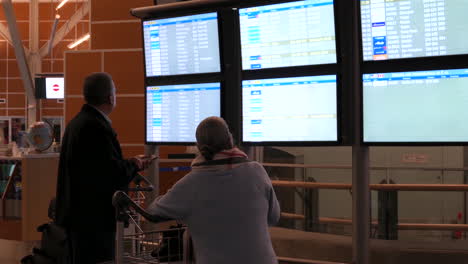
top-left (242, 75), bottom-right (338, 143)
top-left (363, 69), bottom-right (468, 143)
top-left (45, 77), bottom-right (64, 99)
top-left (239, 0), bottom-right (336, 70)
top-left (143, 13), bottom-right (221, 77)
top-left (146, 83), bottom-right (221, 143)
top-left (361, 0), bottom-right (468, 61)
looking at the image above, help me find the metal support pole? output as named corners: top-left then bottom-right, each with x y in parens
top-left (352, 146), bottom-right (370, 264)
top-left (243, 146), bottom-right (255, 161)
top-left (46, 15), bottom-right (60, 58)
top-left (144, 145), bottom-right (159, 231)
top-left (145, 145), bottom-right (160, 199)
top-left (38, 1), bottom-right (90, 58)
top-left (115, 221), bottom-right (125, 264)
top-left (305, 177), bottom-right (320, 232)
top-left (348, 0), bottom-right (370, 262)
top-left (377, 179), bottom-right (398, 240)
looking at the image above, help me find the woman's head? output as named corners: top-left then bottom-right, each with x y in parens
top-left (196, 116), bottom-right (234, 160)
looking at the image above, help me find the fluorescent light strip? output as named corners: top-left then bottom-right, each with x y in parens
top-left (67, 33), bottom-right (90, 49)
top-left (56, 0), bottom-right (71, 10)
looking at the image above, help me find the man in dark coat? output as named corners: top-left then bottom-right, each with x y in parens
top-left (55, 72), bottom-right (153, 263)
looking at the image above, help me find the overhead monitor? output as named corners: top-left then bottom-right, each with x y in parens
top-left (146, 82), bottom-right (221, 143)
top-left (363, 69), bottom-right (468, 143)
top-left (142, 12), bottom-right (221, 77)
top-left (239, 0), bottom-right (337, 70)
top-left (242, 75), bottom-right (338, 143)
top-left (361, 0), bottom-right (468, 61)
top-left (35, 76), bottom-right (64, 99)
top-left (45, 77), bottom-right (64, 99)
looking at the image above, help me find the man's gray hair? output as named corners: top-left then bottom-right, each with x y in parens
top-left (83, 72), bottom-right (114, 106)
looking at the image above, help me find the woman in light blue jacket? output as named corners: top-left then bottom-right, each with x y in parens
top-left (148, 116), bottom-right (280, 264)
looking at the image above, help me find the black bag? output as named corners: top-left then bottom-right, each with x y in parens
top-left (21, 198), bottom-right (69, 264)
top-left (21, 248), bottom-right (56, 264)
top-left (37, 222), bottom-right (68, 262)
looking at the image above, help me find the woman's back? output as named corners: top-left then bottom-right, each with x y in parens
top-left (148, 161), bottom-right (280, 264)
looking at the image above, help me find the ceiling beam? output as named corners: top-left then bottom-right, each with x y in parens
top-left (39, 0), bottom-right (89, 58)
top-left (1, 0), bottom-right (35, 104)
top-left (28, 0), bottom-right (40, 125)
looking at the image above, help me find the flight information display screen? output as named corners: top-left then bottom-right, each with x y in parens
top-left (361, 0), bottom-right (468, 61)
top-left (143, 13), bottom-right (221, 77)
top-left (239, 0), bottom-right (336, 70)
top-left (363, 69), bottom-right (468, 143)
top-left (146, 83), bottom-right (221, 143)
top-left (242, 75), bottom-right (337, 143)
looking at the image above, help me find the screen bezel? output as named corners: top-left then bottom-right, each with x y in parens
top-left (145, 80), bottom-right (224, 145)
top-left (361, 64), bottom-right (468, 146)
top-left (34, 77), bottom-right (47, 99)
top-left (237, 0), bottom-right (339, 72)
top-left (141, 11), bottom-right (223, 79)
top-left (359, 0), bottom-right (468, 62)
top-left (240, 73), bottom-right (342, 146)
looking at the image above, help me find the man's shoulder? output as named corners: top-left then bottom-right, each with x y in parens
top-left (67, 107), bottom-right (109, 134)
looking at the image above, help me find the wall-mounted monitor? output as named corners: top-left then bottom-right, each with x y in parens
top-left (239, 0), bottom-right (337, 70)
top-left (35, 76), bottom-right (64, 99)
top-left (146, 82), bottom-right (221, 144)
top-left (142, 12), bottom-right (221, 77)
top-left (242, 75), bottom-right (338, 144)
top-left (361, 0), bottom-right (468, 61)
top-left (363, 69), bottom-right (468, 143)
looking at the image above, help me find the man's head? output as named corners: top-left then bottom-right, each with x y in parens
top-left (83, 72), bottom-right (116, 114)
top-left (195, 116), bottom-right (234, 160)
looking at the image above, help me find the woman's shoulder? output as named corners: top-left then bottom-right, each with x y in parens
top-left (243, 161), bottom-right (266, 171)
top-left (238, 161), bottom-right (270, 179)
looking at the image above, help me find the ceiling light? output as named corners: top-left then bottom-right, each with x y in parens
top-left (67, 33), bottom-right (90, 49)
top-left (56, 0), bottom-right (71, 11)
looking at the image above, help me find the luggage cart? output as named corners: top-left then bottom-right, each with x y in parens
top-left (101, 173), bottom-right (193, 264)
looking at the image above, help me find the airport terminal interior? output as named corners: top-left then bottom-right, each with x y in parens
top-left (1, 0), bottom-right (468, 263)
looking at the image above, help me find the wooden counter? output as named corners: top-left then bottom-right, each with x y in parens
top-left (0, 154), bottom-right (59, 241)
top-left (21, 154), bottom-right (59, 241)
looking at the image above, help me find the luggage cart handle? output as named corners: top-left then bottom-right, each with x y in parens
top-left (127, 173), bottom-right (154, 192)
top-left (113, 191), bottom-right (170, 223)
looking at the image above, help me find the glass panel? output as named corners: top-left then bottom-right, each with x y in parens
top-left (370, 146), bottom-right (468, 242)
